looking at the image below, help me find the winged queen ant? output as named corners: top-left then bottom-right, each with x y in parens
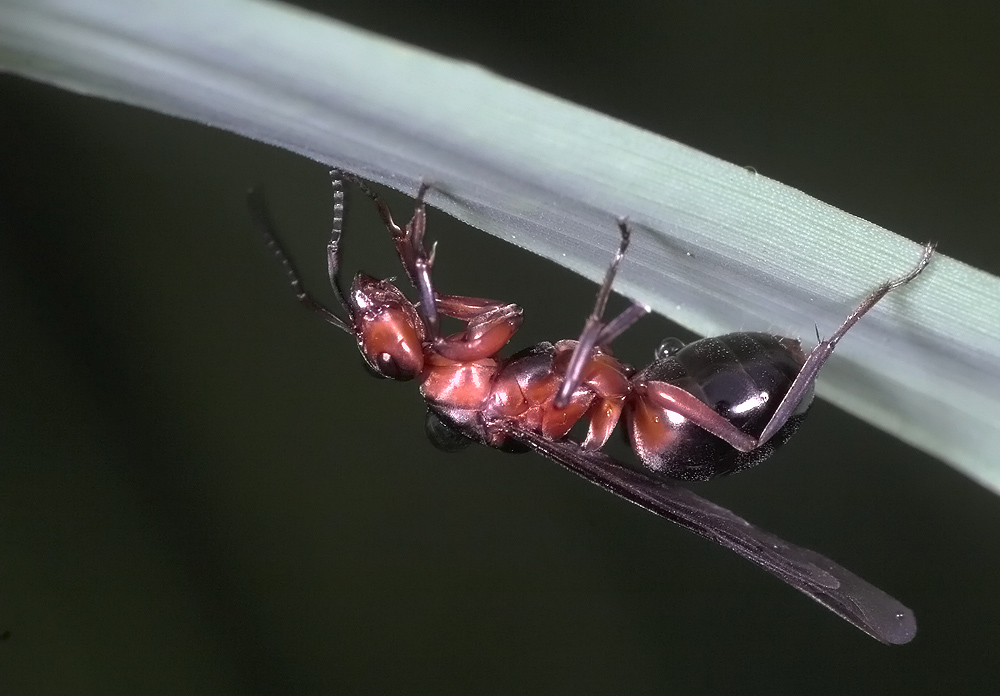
top-left (248, 170), bottom-right (932, 644)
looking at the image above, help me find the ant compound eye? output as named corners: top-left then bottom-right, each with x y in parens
top-left (359, 345), bottom-right (422, 381)
top-left (360, 354), bottom-right (389, 380)
top-left (375, 352), bottom-right (408, 380)
top-left (357, 308), bottom-right (425, 381)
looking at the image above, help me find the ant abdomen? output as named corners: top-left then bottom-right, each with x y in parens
top-left (626, 333), bottom-right (814, 480)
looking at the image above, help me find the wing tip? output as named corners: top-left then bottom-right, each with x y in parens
top-left (877, 609), bottom-right (917, 645)
top-left (501, 423), bottom-right (921, 646)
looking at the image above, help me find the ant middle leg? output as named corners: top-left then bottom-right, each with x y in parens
top-left (554, 218), bottom-right (650, 409)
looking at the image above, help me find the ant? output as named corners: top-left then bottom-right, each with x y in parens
top-left (248, 170), bottom-right (933, 645)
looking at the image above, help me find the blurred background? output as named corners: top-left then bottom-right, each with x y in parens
top-left (1, 1), bottom-right (998, 693)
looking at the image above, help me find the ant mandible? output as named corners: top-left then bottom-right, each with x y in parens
top-left (248, 170), bottom-right (933, 644)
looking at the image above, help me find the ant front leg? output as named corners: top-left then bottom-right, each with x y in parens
top-left (431, 294), bottom-right (524, 362)
top-left (339, 171), bottom-right (440, 338)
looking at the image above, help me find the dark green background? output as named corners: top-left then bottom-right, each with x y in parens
top-left (2, 2), bottom-right (999, 693)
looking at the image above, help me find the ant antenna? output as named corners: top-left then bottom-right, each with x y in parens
top-left (326, 171), bottom-right (353, 314)
top-left (247, 186), bottom-right (353, 334)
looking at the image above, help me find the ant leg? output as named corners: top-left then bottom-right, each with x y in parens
top-left (555, 218), bottom-right (649, 409)
top-left (642, 382), bottom-right (759, 451)
top-left (406, 181), bottom-right (440, 338)
top-left (432, 294), bottom-right (524, 362)
top-left (755, 241), bottom-right (936, 446)
top-left (338, 171), bottom-right (440, 338)
top-left (597, 303), bottom-right (650, 346)
top-left (247, 187), bottom-right (352, 334)
top-left (641, 242), bottom-right (934, 452)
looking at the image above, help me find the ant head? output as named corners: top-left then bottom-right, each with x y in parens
top-left (349, 274), bottom-right (426, 381)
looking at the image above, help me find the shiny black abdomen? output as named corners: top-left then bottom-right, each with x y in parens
top-left (631, 332), bottom-right (812, 480)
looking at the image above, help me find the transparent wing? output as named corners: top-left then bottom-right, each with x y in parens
top-left (502, 425), bottom-right (916, 645)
